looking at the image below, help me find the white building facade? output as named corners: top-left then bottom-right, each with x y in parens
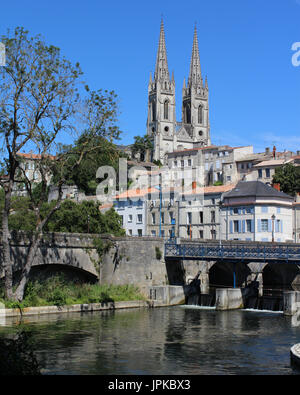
top-left (220, 181), bottom-right (294, 242)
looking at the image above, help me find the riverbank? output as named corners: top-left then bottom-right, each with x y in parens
top-left (0, 300), bottom-right (153, 318)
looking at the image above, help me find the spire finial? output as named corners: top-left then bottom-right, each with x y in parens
top-left (154, 17), bottom-right (170, 82)
top-left (188, 24), bottom-right (202, 88)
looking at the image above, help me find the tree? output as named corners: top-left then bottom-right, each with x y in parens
top-left (272, 163), bottom-right (300, 196)
top-left (131, 135), bottom-right (153, 161)
top-left (0, 27), bottom-right (121, 301)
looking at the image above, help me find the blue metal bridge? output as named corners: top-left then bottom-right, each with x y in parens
top-left (164, 240), bottom-right (300, 264)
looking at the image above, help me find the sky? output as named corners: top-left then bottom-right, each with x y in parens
top-left (1, 0), bottom-right (300, 153)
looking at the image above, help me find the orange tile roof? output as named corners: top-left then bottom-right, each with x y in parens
top-left (114, 187), bottom-right (158, 199)
top-left (183, 184), bottom-right (236, 196)
top-left (17, 152), bottom-right (56, 160)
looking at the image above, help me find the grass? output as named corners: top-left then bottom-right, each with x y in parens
top-left (0, 274), bottom-right (145, 309)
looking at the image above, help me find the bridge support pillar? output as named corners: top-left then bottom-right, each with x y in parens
top-left (247, 262), bottom-right (267, 297)
top-left (283, 291), bottom-right (300, 316)
top-left (200, 270), bottom-right (210, 295)
top-left (215, 288), bottom-right (244, 311)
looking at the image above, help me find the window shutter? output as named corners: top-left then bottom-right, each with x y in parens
top-left (238, 220), bottom-right (242, 233)
top-left (242, 220), bottom-right (246, 233)
top-left (257, 219), bottom-right (261, 232)
top-left (229, 221), bottom-right (233, 234)
top-left (251, 219), bottom-right (254, 233)
top-left (275, 220), bottom-right (279, 233)
top-left (281, 220), bottom-right (283, 233)
top-left (268, 219), bottom-right (272, 233)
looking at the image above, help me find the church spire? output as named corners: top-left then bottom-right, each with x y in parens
top-left (188, 25), bottom-right (202, 88)
top-left (154, 18), bottom-right (170, 82)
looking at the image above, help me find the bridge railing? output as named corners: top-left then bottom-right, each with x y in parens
top-left (164, 242), bottom-right (300, 262)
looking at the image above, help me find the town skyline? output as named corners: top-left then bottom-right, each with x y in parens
top-left (1, 0), bottom-right (300, 153)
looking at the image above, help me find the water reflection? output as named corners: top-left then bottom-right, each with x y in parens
top-left (0, 306), bottom-right (300, 375)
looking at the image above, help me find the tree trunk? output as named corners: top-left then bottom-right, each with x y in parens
top-left (2, 184), bottom-right (13, 300)
top-left (12, 235), bottom-right (41, 301)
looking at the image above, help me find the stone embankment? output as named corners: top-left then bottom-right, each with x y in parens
top-left (290, 344), bottom-right (300, 367)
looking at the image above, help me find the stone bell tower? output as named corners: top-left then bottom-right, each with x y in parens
top-left (147, 19), bottom-right (176, 162)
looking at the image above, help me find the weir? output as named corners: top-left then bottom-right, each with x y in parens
top-left (184, 271), bottom-right (285, 312)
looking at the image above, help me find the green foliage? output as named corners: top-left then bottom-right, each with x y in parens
top-left (272, 163), bottom-right (300, 196)
top-left (155, 246), bottom-right (162, 260)
top-left (132, 134), bottom-right (153, 159)
top-left (0, 194), bottom-right (125, 236)
top-left (0, 274), bottom-right (144, 307)
top-left (0, 331), bottom-right (41, 375)
top-left (213, 181), bottom-right (223, 186)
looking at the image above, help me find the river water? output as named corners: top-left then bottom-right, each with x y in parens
top-left (1, 305), bottom-right (300, 375)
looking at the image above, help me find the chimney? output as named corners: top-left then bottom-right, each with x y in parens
top-left (272, 183), bottom-right (281, 192)
top-left (192, 181), bottom-right (197, 192)
top-left (265, 147), bottom-right (270, 155)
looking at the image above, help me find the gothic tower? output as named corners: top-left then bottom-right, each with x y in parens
top-left (147, 19), bottom-right (176, 162)
top-left (182, 26), bottom-right (211, 146)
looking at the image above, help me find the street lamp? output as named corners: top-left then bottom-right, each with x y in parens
top-left (271, 214), bottom-right (276, 243)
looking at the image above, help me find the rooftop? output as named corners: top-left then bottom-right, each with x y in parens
top-left (223, 181), bottom-right (294, 201)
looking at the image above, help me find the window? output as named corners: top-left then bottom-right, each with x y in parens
top-left (211, 230), bottom-right (217, 240)
top-left (246, 219), bottom-right (252, 232)
top-left (199, 230), bottom-right (204, 239)
top-left (128, 214), bottom-right (133, 223)
top-left (233, 208), bottom-right (239, 214)
top-left (151, 230), bottom-right (156, 236)
top-left (187, 212), bottom-right (192, 225)
top-left (234, 220), bottom-right (239, 233)
top-left (258, 169), bottom-right (262, 178)
top-left (188, 159), bottom-right (192, 167)
top-left (265, 168), bottom-right (270, 178)
top-left (152, 102), bottom-right (156, 121)
top-left (198, 105), bottom-right (203, 124)
top-left (138, 229), bottom-right (142, 237)
top-left (161, 212), bottom-right (164, 224)
top-left (137, 214), bottom-right (143, 223)
top-left (152, 213), bottom-right (156, 225)
top-left (128, 229), bottom-right (133, 236)
top-left (261, 219), bottom-right (268, 232)
top-left (169, 211), bottom-right (174, 222)
top-left (181, 160), bottom-right (184, 168)
top-left (184, 103), bottom-right (191, 123)
top-left (211, 211), bottom-right (216, 223)
top-left (164, 100), bottom-right (169, 120)
top-left (199, 211), bottom-right (203, 224)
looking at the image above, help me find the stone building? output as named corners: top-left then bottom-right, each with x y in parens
top-left (178, 184), bottom-right (235, 240)
top-left (146, 187), bottom-right (179, 238)
top-left (166, 144), bottom-right (253, 187)
top-left (220, 181), bottom-right (294, 242)
top-left (113, 187), bottom-right (157, 237)
top-left (147, 20), bottom-right (211, 164)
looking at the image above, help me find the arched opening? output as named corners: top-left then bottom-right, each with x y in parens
top-left (184, 103), bottom-right (191, 124)
top-left (164, 100), bottom-right (169, 120)
top-left (152, 102), bottom-right (156, 122)
top-left (198, 105), bottom-right (203, 124)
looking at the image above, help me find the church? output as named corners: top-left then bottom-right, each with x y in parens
top-left (147, 20), bottom-right (211, 164)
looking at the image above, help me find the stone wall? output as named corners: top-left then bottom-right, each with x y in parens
top-left (0, 232), bottom-right (170, 297)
